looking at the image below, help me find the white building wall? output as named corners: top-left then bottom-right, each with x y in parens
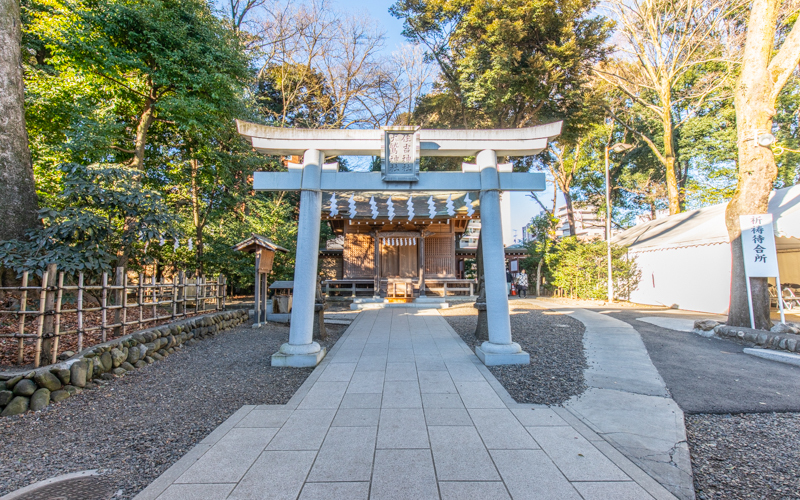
top-left (628, 244), bottom-right (732, 314)
top-left (501, 191), bottom-right (512, 247)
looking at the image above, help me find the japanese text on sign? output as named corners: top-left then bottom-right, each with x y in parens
top-left (739, 214), bottom-right (780, 278)
top-left (387, 134), bottom-right (414, 173)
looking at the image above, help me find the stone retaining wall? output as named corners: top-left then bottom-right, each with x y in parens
top-left (694, 320), bottom-right (800, 354)
top-left (0, 309), bottom-right (249, 417)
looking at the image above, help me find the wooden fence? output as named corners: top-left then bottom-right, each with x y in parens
top-left (0, 265), bottom-right (226, 368)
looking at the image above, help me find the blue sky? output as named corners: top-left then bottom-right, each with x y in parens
top-left (337, 0), bottom-right (565, 240)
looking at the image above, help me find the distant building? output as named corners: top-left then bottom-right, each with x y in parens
top-left (459, 220), bottom-right (481, 248)
top-left (555, 205), bottom-right (607, 240)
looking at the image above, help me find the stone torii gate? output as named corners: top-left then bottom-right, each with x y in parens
top-left (236, 120), bottom-right (561, 367)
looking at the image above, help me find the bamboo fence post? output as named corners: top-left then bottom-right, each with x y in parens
top-left (198, 276), bottom-right (204, 313)
top-left (16, 271), bottom-right (28, 365)
top-left (101, 272), bottom-right (108, 342)
top-left (51, 272), bottom-right (65, 364)
top-left (113, 267), bottom-right (124, 337)
top-left (138, 273), bottom-right (144, 329)
top-left (40, 263), bottom-right (58, 367)
top-left (218, 275), bottom-right (225, 311)
top-left (171, 274), bottom-right (177, 319)
top-left (151, 275), bottom-right (157, 321)
top-left (33, 270), bottom-right (49, 368)
top-left (122, 272), bottom-right (128, 336)
top-left (77, 272), bottom-right (84, 353)
top-left (178, 271), bottom-right (185, 317)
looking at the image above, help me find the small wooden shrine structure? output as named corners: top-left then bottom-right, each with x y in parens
top-left (320, 192), bottom-right (478, 300)
top-left (233, 234), bottom-right (288, 326)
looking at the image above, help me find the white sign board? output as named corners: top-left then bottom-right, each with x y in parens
top-left (739, 214), bottom-right (779, 277)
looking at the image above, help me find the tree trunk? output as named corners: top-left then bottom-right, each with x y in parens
top-left (0, 0), bottom-right (39, 242)
top-left (725, 0), bottom-right (800, 329)
top-left (190, 158), bottom-right (205, 276)
top-left (130, 96), bottom-right (155, 170)
top-left (563, 190), bottom-right (576, 236)
top-left (662, 105), bottom-right (681, 215)
top-left (536, 258), bottom-right (543, 297)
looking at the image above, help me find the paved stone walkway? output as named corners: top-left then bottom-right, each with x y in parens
top-left (135, 308), bottom-right (678, 500)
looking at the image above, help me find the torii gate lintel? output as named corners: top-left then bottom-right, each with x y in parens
top-left (238, 122), bottom-right (562, 368)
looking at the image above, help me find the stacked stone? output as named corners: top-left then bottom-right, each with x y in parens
top-left (694, 320), bottom-right (800, 354)
top-left (0, 310), bottom-right (248, 417)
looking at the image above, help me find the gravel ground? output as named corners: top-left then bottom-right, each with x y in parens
top-left (439, 300), bottom-right (586, 405)
top-left (0, 320), bottom-right (346, 499)
top-left (686, 412), bottom-right (800, 500)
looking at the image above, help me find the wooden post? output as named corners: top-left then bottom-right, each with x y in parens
top-left (178, 271), bottom-right (186, 317)
top-left (113, 266), bottom-right (124, 337)
top-left (51, 272), bottom-right (65, 364)
top-left (151, 275), bottom-right (157, 321)
top-left (121, 272), bottom-right (128, 336)
top-left (33, 269), bottom-right (50, 368)
top-left (101, 272), bottom-right (108, 342)
top-left (138, 273), bottom-right (144, 328)
top-left (419, 237), bottom-right (426, 297)
top-left (373, 232), bottom-right (381, 298)
top-left (39, 263), bottom-right (57, 367)
top-left (16, 271), bottom-right (28, 365)
top-left (77, 272), bottom-right (84, 353)
top-left (254, 251), bottom-right (261, 325)
top-left (171, 274), bottom-right (178, 319)
top-left (217, 275), bottom-right (224, 311)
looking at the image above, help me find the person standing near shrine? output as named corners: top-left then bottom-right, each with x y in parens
top-left (515, 269), bottom-right (529, 298)
top-left (506, 268), bottom-right (513, 296)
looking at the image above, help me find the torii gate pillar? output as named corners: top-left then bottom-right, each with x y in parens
top-left (474, 150), bottom-right (528, 365)
top-left (271, 149), bottom-right (326, 367)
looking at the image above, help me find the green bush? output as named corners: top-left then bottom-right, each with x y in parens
top-left (544, 237), bottom-right (640, 300)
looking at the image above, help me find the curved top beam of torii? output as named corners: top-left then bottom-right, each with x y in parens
top-left (235, 119), bottom-right (562, 157)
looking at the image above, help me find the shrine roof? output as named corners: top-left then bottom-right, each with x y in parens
top-left (320, 192), bottom-right (479, 221)
top-left (232, 233), bottom-right (289, 254)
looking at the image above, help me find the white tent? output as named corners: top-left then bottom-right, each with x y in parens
top-left (613, 184), bottom-right (800, 313)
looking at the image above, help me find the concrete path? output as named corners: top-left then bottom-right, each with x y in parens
top-left (533, 301), bottom-right (694, 500)
top-left (634, 317), bottom-right (696, 333)
top-left (604, 308), bottom-right (800, 414)
top-left (135, 308), bottom-right (677, 500)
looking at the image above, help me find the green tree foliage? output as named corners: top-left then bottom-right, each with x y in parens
top-left (33, 0), bottom-right (250, 170)
top-left (0, 163), bottom-right (180, 275)
top-left (392, 0), bottom-right (612, 129)
top-left (16, 0), bottom-right (298, 291)
top-left (544, 237), bottom-right (640, 300)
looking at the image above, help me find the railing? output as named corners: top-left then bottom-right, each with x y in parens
top-left (324, 279), bottom-right (376, 298)
top-left (0, 265), bottom-right (226, 368)
top-left (423, 279), bottom-right (476, 297)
